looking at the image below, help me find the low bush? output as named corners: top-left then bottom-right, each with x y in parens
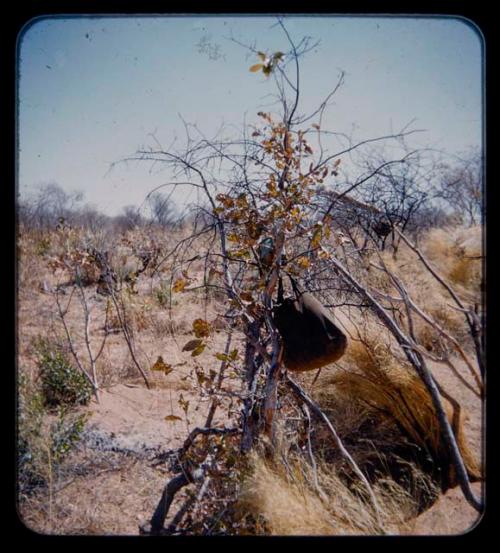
top-left (34, 337), bottom-right (93, 408)
top-left (18, 372), bottom-right (87, 497)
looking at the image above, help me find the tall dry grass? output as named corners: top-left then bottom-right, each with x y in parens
top-left (315, 336), bottom-right (481, 493)
top-left (358, 225), bottom-right (483, 355)
top-left (235, 450), bottom-right (419, 535)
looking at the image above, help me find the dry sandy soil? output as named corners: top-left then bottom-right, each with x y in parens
top-left (19, 350), bottom-right (484, 535)
top-left (17, 229), bottom-right (485, 536)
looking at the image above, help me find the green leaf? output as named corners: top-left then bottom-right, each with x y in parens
top-left (257, 51), bottom-right (267, 61)
top-left (191, 343), bottom-right (206, 357)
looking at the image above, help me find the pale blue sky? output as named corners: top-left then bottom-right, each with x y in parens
top-left (17, 15), bottom-right (483, 216)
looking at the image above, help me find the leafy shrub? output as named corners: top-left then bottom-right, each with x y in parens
top-left (35, 236), bottom-right (51, 257)
top-left (34, 337), bottom-right (93, 408)
top-left (18, 373), bottom-right (87, 496)
top-left (51, 406), bottom-right (87, 464)
top-left (18, 373), bottom-right (46, 492)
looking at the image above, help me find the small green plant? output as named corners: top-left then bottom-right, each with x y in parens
top-left (18, 373), bottom-right (46, 492)
top-left (35, 235), bottom-right (51, 256)
top-left (34, 337), bottom-right (93, 408)
top-left (154, 280), bottom-right (172, 307)
top-left (18, 373), bottom-right (88, 497)
top-left (50, 406), bottom-right (87, 464)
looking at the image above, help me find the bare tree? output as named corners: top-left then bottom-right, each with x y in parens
top-left (19, 182), bottom-right (84, 231)
top-left (117, 204), bottom-right (145, 231)
top-left (147, 191), bottom-right (176, 228)
top-left (126, 19), bottom-right (483, 534)
top-left (434, 149), bottom-right (483, 227)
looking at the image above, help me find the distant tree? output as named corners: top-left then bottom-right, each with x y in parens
top-left (123, 205), bottom-right (144, 229)
top-left (75, 204), bottom-right (110, 233)
top-left (19, 182), bottom-right (83, 231)
top-left (147, 191), bottom-right (176, 228)
top-left (434, 149), bottom-right (483, 227)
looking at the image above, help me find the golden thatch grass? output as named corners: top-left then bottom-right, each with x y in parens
top-left (418, 226), bottom-right (482, 292)
top-left (317, 337), bottom-right (481, 490)
top-left (356, 225), bottom-right (482, 355)
top-left (16, 222), bottom-right (483, 535)
top-left (235, 450), bottom-right (420, 535)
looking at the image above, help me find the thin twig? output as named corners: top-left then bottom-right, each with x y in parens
top-left (286, 374), bottom-right (385, 531)
top-left (327, 254), bottom-right (483, 512)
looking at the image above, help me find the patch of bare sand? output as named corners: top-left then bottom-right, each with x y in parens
top-left (86, 382), bottom-right (210, 452)
top-left (20, 381), bottom-right (231, 536)
top-left (406, 482), bottom-right (484, 535)
top-left (406, 359), bottom-right (484, 536)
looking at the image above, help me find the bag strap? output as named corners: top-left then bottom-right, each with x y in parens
top-left (288, 274), bottom-right (302, 299)
top-left (277, 274), bottom-right (285, 304)
top-left (277, 273), bottom-right (302, 303)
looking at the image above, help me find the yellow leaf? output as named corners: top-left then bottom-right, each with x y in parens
top-left (249, 63), bottom-right (264, 72)
top-left (164, 414), bottom-right (182, 422)
top-left (311, 227), bottom-right (323, 248)
top-left (195, 369), bottom-right (207, 385)
top-left (257, 51), bottom-right (267, 61)
top-left (215, 352), bottom-right (229, 362)
top-left (182, 338), bottom-right (203, 352)
top-left (151, 356), bottom-right (173, 375)
top-left (193, 318), bottom-right (211, 338)
top-left (191, 343), bottom-right (206, 357)
top-left (172, 278), bottom-right (187, 293)
top-left (297, 256), bottom-right (311, 269)
top-left (231, 248), bottom-right (250, 259)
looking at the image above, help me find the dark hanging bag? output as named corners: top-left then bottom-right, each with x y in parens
top-left (273, 277), bottom-right (347, 372)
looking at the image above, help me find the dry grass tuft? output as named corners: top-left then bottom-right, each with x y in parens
top-left (235, 451), bottom-right (418, 535)
top-left (358, 225), bottom-right (483, 355)
top-left (420, 226), bottom-right (482, 293)
top-left (236, 453), bottom-right (335, 535)
top-left (319, 338), bottom-right (481, 491)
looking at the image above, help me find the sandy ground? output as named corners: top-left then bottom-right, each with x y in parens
top-left (408, 482), bottom-right (483, 535)
top-left (17, 233), bottom-right (485, 536)
top-left (85, 383), bottom-right (208, 453)
top-left (19, 353), bottom-right (484, 536)
top-left (70, 357), bottom-right (483, 536)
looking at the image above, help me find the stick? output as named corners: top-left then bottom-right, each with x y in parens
top-left (328, 254), bottom-right (483, 512)
top-left (286, 375), bottom-right (385, 530)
